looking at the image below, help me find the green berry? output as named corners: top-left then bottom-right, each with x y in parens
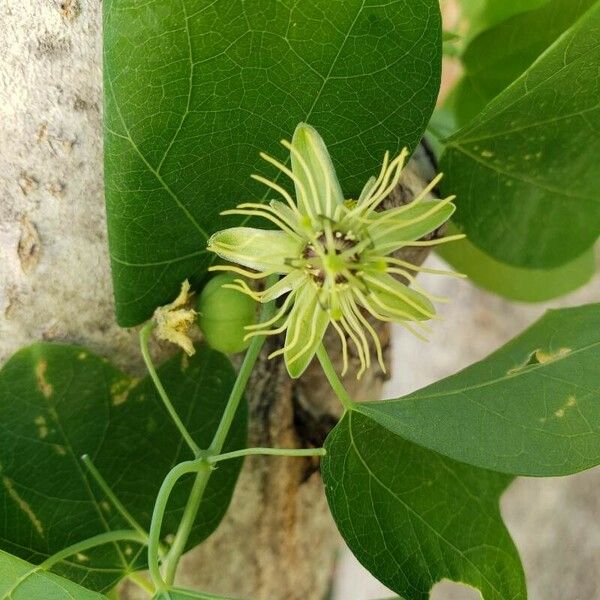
top-left (197, 274), bottom-right (256, 354)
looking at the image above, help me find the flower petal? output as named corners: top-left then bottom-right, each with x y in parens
top-left (207, 227), bottom-right (302, 273)
top-left (283, 282), bottom-right (330, 378)
top-left (289, 123), bottom-right (344, 219)
top-left (361, 273), bottom-right (435, 322)
top-left (261, 270), bottom-right (306, 302)
top-left (367, 199), bottom-right (456, 255)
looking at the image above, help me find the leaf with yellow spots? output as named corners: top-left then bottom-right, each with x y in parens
top-left (357, 303), bottom-right (600, 476)
top-left (0, 343), bottom-right (246, 593)
top-left (441, 1), bottom-right (600, 268)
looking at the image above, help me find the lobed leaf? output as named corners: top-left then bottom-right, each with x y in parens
top-left (322, 412), bottom-right (525, 600)
top-left (358, 303), bottom-right (600, 476)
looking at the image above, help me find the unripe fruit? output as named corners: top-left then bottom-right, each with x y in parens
top-left (197, 274), bottom-right (257, 354)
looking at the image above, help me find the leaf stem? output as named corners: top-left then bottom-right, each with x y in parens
top-left (39, 530), bottom-right (146, 571)
top-left (208, 293), bottom-right (278, 456)
top-left (140, 321), bottom-right (201, 457)
top-left (208, 447), bottom-right (326, 463)
top-left (163, 275), bottom-right (279, 585)
top-left (163, 466), bottom-right (211, 585)
top-left (81, 454), bottom-right (150, 543)
top-left (316, 344), bottom-right (356, 411)
top-left (147, 458), bottom-right (209, 590)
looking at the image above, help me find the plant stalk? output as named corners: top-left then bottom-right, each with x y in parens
top-left (140, 322), bottom-right (201, 457)
top-left (316, 344), bottom-right (355, 411)
top-left (208, 447), bottom-right (326, 463)
top-left (163, 278), bottom-right (279, 584)
top-left (147, 459), bottom-right (208, 590)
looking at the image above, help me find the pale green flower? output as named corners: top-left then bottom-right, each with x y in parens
top-left (207, 123), bottom-right (463, 378)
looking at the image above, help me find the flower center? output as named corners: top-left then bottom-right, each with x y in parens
top-left (303, 230), bottom-right (359, 286)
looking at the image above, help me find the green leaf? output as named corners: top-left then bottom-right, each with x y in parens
top-left (322, 412), bottom-right (525, 600)
top-left (0, 549), bottom-right (105, 600)
top-left (443, 76), bottom-right (488, 132)
top-left (358, 303), bottom-right (600, 476)
top-left (437, 226), bottom-right (597, 302)
top-left (452, 0), bottom-right (596, 126)
top-left (456, 0), bottom-right (550, 38)
top-left (441, 1), bottom-right (600, 268)
top-left (104, 0), bottom-right (442, 326)
top-left (0, 343), bottom-right (246, 592)
top-left (153, 589), bottom-right (238, 600)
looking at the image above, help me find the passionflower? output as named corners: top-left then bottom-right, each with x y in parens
top-left (207, 123), bottom-right (462, 378)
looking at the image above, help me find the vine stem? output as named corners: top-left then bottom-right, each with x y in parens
top-left (316, 344), bottom-right (356, 411)
top-left (39, 530), bottom-right (146, 571)
top-left (162, 465), bottom-right (211, 585)
top-left (209, 297), bottom-right (277, 455)
top-left (148, 459), bottom-right (208, 590)
top-left (140, 321), bottom-right (202, 457)
top-left (163, 281), bottom-right (279, 585)
top-left (208, 447), bottom-right (326, 463)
